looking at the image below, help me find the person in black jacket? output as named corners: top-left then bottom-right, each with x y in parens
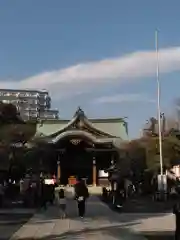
top-left (173, 202), bottom-right (180, 240)
top-left (74, 180), bottom-right (89, 218)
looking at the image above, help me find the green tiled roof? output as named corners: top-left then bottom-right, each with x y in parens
top-left (36, 118), bottom-right (128, 140)
top-left (35, 107), bottom-right (128, 143)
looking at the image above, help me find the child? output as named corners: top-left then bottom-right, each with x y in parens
top-left (58, 189), bottom-right (67, 219)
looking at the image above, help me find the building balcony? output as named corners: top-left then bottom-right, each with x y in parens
top-left (21, 107), bottom-right (39, 112)
top-left (39, 114), bottom-right (58, 119)
top-left (39, 109), bottom-right (59, 119)
top-left (17, 92), bottom-right (39, 98)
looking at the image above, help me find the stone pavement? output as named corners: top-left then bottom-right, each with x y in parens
top-left (117, 212), bottom-right (174, 237)
top-left (11, 196), bottom-right (146, 240)
top-left (0, 210), bottom-right (34, 240)
top-left (0, 208), bottom-right (36, 214)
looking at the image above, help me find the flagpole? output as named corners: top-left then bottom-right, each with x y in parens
top-left (155, 30), bottom-right (163, 176)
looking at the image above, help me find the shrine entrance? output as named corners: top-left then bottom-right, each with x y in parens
top-left (58, 138), bottom-right (94, 185)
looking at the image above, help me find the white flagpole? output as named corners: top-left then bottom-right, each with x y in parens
top-left (155, 30), bottom-right (163, 176)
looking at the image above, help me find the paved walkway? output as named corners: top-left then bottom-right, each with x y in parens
top-left (10, 196), bottom-right (146, 240)
top-left (0, 211), bottom-right (34, 240)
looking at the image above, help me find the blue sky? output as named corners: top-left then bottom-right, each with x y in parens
top-left (0, 1), bottom-right (180, 138)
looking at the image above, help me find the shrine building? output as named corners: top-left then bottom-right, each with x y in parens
top-left (33, 107), bottom-right (128, 186)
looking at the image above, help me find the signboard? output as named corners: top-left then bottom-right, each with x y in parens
top-left (68, 176), bottom-right (77, 185)
top-left (99, 170), bottom-right (108, 178)
top-left (44, 179), bottom-right (55, 185)
top-left (10, 142), bottom-right (23, 148)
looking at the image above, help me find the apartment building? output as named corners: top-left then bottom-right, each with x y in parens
top-left (0, 89), bottom-right (59, 120)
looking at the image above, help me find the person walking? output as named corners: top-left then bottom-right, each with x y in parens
top-left (57, 189), bottom-right (67, 219)
top-left (74, 180), bottom-right (89, 218)
top-left (173, 201), bottom-right (180, 240)
top-left (40, 181), bottom-right (48, 210)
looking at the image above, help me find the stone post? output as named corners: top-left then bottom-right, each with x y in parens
top-left (93, 157), bottom-right (96, 186)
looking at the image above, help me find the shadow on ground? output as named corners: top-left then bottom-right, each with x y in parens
top-left (102, 194), bottom-right (178, 213)
top-left (29, 198), bottom-right (174, 225)
top-left (11, 223), bottom-right (145, 240)
top-left (121, 195), bottom-right (178, 213)
top-left (0, 213), bottom-right (33, 240)
top-left (144, 231), bottom-right (174, 240)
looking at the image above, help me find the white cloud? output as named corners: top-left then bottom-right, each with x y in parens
top-left (94, 93), bottom-right (155, 104)
top-left (0, 46), bottom-right (180, 99)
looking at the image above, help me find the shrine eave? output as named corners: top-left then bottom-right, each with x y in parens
top-left (42, 130), bottom-right (118, 145)
top-left (34, 107), bottom-right (129, 147)
top-left (55, 147), bottom-right (117, 153)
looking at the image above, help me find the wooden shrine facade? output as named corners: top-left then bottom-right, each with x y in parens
top-left (33, 107), bottom-right (128, 186)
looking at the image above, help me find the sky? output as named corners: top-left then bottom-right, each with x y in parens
top-left (0, 0), bottom-right (180, 138)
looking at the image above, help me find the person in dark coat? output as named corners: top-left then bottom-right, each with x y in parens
top-left (50, 184), bottom-right (55, 204)
top-left (173, 202), bottom-right (180, 240)
top-left (40, 181), bottom-right (48, 210)
top-left (74, 180), bottom-right (89, 218)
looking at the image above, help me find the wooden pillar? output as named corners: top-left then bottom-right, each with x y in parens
top-left (93, 157), bottom-right (96, 186)
top-left (57, 160), bottom-right (61, 183)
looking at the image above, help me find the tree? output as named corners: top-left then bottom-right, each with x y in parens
top-left (122, 133), bottom-right (180, 175)
top-left (166, 116), bottom-right (179, 130)
top-left (140, 112), bottom-right (180, 170)
top-left (143, 117), bottom-right (158, 137)
top-left (122, 139), bottom-right (147, 177)
top-left (0, 122), bottom-right (36, 145)
top-left (0, 102), bottom-right (36, 176)
top-left (0, 102), bottom-right (36, 145)
top-left (0, 102), bottom-right (22, 124)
